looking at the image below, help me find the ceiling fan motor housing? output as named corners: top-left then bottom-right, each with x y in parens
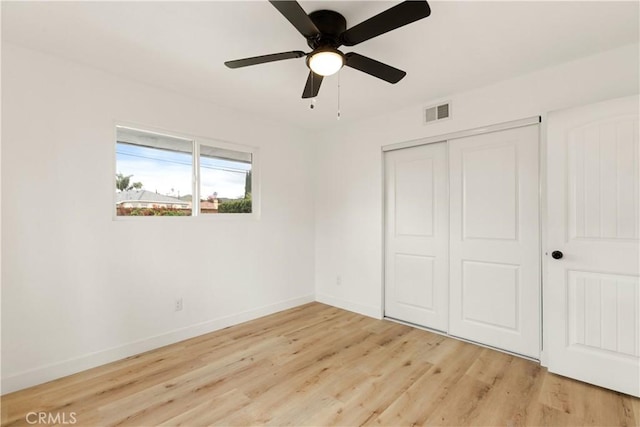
top-left (307, 10), bottom-right (347, 49)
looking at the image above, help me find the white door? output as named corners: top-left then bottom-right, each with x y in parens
top-left (546, 95), bottom-right (639, 397)
top-left (449, 125), bottom-right (540, 358)
top-left (384, 142), bottom-right (449, 331)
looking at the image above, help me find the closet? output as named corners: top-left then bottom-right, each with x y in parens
top-left (384, 121), bottom-right (540, 358)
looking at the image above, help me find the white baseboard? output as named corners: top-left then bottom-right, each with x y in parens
top-left (1, 294), bottom-right (314, 394)
top-left (315, 293), bottom-right (383, 319)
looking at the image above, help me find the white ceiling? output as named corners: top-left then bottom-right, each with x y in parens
top-left (2, 1), bottom-right (638, 130)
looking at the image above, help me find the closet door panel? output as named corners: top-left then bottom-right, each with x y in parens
top-left (449, 125), bottom-right (540, 358)
top-left (385, 142), bottom-right (449, 331)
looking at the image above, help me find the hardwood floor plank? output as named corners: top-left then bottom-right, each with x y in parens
top-left (158, 389), bottom-right (252, 427)
top-left (464, 347), bottom-right (514, 385)
top-left (2, 303), bottom-right (637, 427)
top-left (374, 340), bottom-right (482, 426)
top-left (467, 355), bottom-right (542, 427)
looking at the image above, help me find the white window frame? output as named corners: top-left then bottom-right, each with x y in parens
top-left (113, 122), bottom-right (260, 220)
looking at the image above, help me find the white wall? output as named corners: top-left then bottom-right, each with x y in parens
top-left (314, 43), bottom-right (640, 318)
top-left (3, 40), bottom-right (639, 394)
top-left (1, 43), bottom-right (316, 393)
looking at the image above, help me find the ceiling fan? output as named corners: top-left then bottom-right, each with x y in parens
top-left (224, 0), bottom-right (431, 99)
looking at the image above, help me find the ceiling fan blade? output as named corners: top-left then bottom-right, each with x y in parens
top-left (269, 1), bottom-right (320, 38)
top-left (302, 71), bottom-right (323, 98)
top-left (340, 1), bottom-right (431, 47)
top-left (344, 53), bottom-right (406, 83)
top-left (224, 51), bottom-right (306, 69)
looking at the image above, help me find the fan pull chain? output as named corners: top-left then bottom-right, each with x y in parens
top-left (309, 72), bottom-right (316, 109)
top-left (337, 71), bottom-right (341, 120)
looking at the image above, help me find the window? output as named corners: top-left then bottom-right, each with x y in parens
top-left (115, 126), bottom-right (256, 217)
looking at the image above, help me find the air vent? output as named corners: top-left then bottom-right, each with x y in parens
top-left (437, 103), bottom-right (449, 119)
top-left (424, 101), bottom-right (451, 124)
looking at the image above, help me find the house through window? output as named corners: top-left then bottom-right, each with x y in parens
top-left (115, 126), bottom-right (256, 217)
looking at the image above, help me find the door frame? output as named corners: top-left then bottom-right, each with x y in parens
top-left (381, 115), bottom-right (543, 359)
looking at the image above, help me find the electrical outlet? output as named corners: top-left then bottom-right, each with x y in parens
top-left (175, 297), bottom-right (183, 312)
top-left (336, 275), bottom-right (342, 286)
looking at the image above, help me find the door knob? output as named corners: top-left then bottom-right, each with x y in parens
top-left (551, 251), bottom-right (563, 259)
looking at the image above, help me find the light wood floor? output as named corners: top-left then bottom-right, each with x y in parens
top-left (1, 303), bottom-right (638, 426)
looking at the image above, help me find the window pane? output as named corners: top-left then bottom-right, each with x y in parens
top-left (115, 127), bottom-right (193, 216)
top-left (200, 144), bottom-right (252, 214)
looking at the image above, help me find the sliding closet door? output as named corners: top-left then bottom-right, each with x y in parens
top-left (449, 125), bottom-right (540, 358)
top-left (385, 142), bottom-right (449, 331)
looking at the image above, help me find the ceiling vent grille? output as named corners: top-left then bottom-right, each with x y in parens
top-left (424, 101), bottom-right (451, 124)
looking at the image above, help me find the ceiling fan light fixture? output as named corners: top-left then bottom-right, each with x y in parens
top-left (307, 49), bottom-right (344, 76)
